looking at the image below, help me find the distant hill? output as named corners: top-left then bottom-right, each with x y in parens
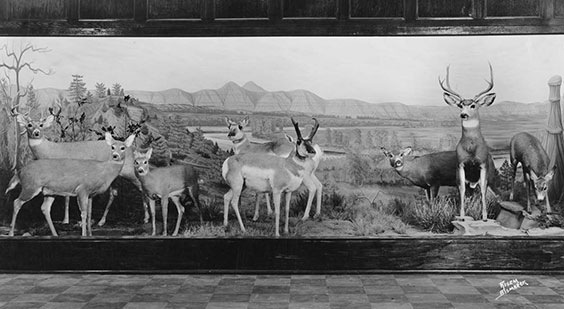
top-left (26, 81), bottom-right (549, 121)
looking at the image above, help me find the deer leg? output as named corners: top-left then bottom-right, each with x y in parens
top-left (63, 196), bottom-right (70, 224)
top-left (509, 161), bottom-right (518, 200)
top-left (87, 198), bottom-right (93, 236)
top-left (425, 188), bottom-right (431, 202)
top-left (97, 187), bottom-right (117, 227)
top-left (253, 194), bottom-right (261, 222)
top-left (148, 198), bottom-right (157, 236)
top-left (9, 198), bottom-right (25, 236)
top-left (41, 196), bottom-right (58, 237)
top-left (479, 163), bottom-right (488, 221)
top-left (169, 196), bottom-right (185, 237)
top-left (313, 175), bottom-right (322, 219)
top-left (77, 193), bottom-right (89, 237)
top-left (162, 196), bottom-right (169, 236)
top-left (524, 171), bottom-right (531, 213)
top-left (431, 186), bottom-right (440, 203)
top-left (284, 192), bottom-right (292, 234)
top-left (301, 176), bottom-right (317, 221)
top-left (272, 191), bottom-right (282, 237)
top-left (187, 186), bottom-right (203, 225)
top-left (265, 193), bottom-right (273, 216)
top-left (143, 198), bottom-right (150, 224)
top-left (230, 189), bottom-right (246, 233)
top-left (458, 164), bottom-right (466, 220)
top-left (224, 189), bottom-right (233, 228)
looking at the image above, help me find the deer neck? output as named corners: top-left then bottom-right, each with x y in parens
top-left (461, 116), bottom-right (484, 139)
top-left (232, 135), bottom-right (249, 154)
top-left (394, 159), bottom-right (422, 181)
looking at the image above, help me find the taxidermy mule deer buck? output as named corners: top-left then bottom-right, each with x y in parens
top-left (509, 132), bottom-right (555, 213)
top-left (5, 133), bottom-right (135, 237)
top-left (439, 64), bottom-right (497, 221)
top-left (133, 148), bottom-right (203, 236)
top-left (222, 118), bottom-right (319, 237)
top-left (381, 147), bottom-right (497, 202)
top-left (225, 116), bottom-right (323, 221)
top-left (15, 113), bottom-right (149, 226)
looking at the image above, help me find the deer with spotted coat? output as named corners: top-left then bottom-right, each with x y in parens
top-left (222, 118), bottom-right (320, 237)
top-left (439, 64), bottom-right (497, 221)
top-left (225, 116), bottom-right (323, 221)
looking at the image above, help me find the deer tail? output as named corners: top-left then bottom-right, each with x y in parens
top-left (5, 174), bottom-right (20, 194)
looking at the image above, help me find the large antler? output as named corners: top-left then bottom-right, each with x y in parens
top-left (473, 63), bottom-right (494, 101)
top-left (291, 117), bottom-right (303, 140)
top-left (304, 118), bottom-right (319, 140)
top-left (438, 65), bottom-right (462, 100)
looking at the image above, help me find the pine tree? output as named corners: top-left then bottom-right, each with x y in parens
top-left (26, 84), bottom-right (39, 112)
top-left (95, 82), bottom-right (106, 98)
top-left (499, 159), bottom-right (513, 192)
top-left (107, 88), bottom-right (111, 96)
top-left (112, 83), bottom-right (122, 97)
top-left (68, 74), bottom-right (87, 105)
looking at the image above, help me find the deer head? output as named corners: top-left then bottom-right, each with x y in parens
top-left (291, 117), bottom-right (318, 159)
top-left (530, 167), bottom-right (556, 202)
top-left (133, 148), bottom-right (153, 176)
top-left (107, 132), bottom-right (135, 162)
top-left (225, 116), bottom-right (249, 141)
top-left (16, 114), bottom-right (55, 140)
top-left (439, 64), bottom-right (496, 126)
top-left (381, 147), bottom-right (412, 171)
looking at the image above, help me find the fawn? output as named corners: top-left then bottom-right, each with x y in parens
top-left (15, 113), bottom-right (150, 226)
top-left (222, 118), bottom-right (319, 237)
top-left (509, 132), bottom-right (555, 213)
top-left (440, 64), bottom-right (497, 221)
top-left (5, 133), bottom-right (135, 236)
top-left (133, 148), bottom-right (203, 236)
top-left (225, 116), bottom-right (323, 221)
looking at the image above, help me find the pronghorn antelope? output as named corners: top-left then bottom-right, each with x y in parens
top-left (5, 133), bottom-right (135, 237)
top-left (15, 112), bottom-right (150, 226)
top-left (381, 147), bottom-right (497, 201)
top-left (225, 116), bottom-right (323, 221)
top-left (222, 118), bottom-right (319, 237)
top-left (133, 148), bottom-right (203, 236)
top-left (509, 132), bottom-right (555, 213)
top-left (439, 64), bottom-right (497, 221)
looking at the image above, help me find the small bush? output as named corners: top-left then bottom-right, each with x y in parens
top-left (351, 201), bottom-right (408, 236)
top-left (400, 196), bottom-right (457, 233)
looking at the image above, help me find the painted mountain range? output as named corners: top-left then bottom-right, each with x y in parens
top-left (30, 81), bottom-right (548, 120)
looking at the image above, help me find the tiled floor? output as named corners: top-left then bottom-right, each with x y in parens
top-left (0, 273), bottom-right (562, 308)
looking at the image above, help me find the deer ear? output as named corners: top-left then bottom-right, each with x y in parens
top-left (284, 134), bottom-right (294, 143)
top-left (104, 132), bottom-right (114, 145)
top-left (224, 116), bottom-right (231, 126)
top-left (400, 147), bottom-right (412, 157)
top-left (443, 93), bottom-right (461, 107)
top-left (530, 170), bottom-right (538, 181)
top-left (380, 147), bottom-right (392, 158)
top-left (478, 93), bottom-right (496, 107)
top-left (43, 115), bottom-right (54, 128)
top-left (240, 116), bottom-right (249, 127)
top-left (146, 148), bottom-right (153, 159)
top-left (124, 134), bottom-right (136, 148)
top-left (546, 169), bottom-right (555, 181)
top-left (16, 114), bottom-right (28, 126)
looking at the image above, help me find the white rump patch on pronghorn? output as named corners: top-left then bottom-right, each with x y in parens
top-left (462, 119), bottom-right (480, 128)
top-left (28, 138), bottom-right (43, 147)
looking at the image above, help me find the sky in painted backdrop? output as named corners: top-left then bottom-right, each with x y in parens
top-left (2, 35), bottom-right (564, 106)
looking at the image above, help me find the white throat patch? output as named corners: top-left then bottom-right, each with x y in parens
top-left (28, 138), bottom-right (43, 147)
top-left (462, 119), bottom-right (480, 128)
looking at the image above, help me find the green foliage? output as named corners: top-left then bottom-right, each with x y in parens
top-left (68, 74), bottom-right (87, 105)
top-left (499, 159), bottom-right (514, 192)
top-left (95, 82), bottom-right (106, 98)
top-left (399, 196), bottom-right (457, 233)
top-left (111, 83), bottom-right (122, 96)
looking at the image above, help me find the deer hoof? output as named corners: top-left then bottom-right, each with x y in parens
top-left (301, 215), bottom-right (309, 222)
top-left (97, 219), bottom-right (106, 227)
top-left (252, 215), bottom-right (259, 222)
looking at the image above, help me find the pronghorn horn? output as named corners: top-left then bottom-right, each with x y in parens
top-left (305, 118), bottom-right (319, 140)
top-left (291, 117), bottom-right (303, 140)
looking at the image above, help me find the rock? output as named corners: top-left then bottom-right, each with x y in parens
top-left (527, 227), bottom-right (564, 236)
top-left (496, 201), bottom-right (525, 229)
top-left (452, 218), bottom-right (525, 236)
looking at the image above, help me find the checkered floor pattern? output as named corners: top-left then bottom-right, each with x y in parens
top-left (0, 273), bottom-right (562, 308)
